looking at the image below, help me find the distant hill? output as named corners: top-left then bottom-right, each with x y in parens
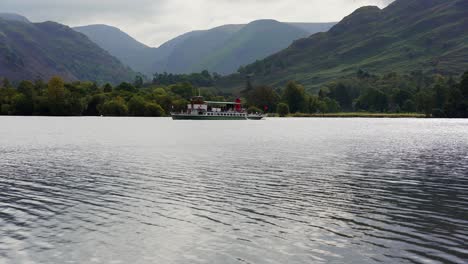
top-left (187, 20), bottom-right (313, 74)
top-left (158, 24), bottom-right (245, 74)
top-left (75, 21), bottom-right (335, 76)
top-left (288, 22), bottom-right (337, 34)
top-left (0, 13), bottom-right (30, 23)
top-left (0, 18), bottom-right (133, 83)
top-left (217, 0), bottom-right (468, 92)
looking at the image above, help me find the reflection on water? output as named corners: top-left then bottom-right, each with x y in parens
top-left (0, 117), bottom-right (467, 264)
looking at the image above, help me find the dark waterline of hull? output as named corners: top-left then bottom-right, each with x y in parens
top-left (171, 114), bottom-right (265, 120)
top-left (172, 114), bottom-right (248, 120)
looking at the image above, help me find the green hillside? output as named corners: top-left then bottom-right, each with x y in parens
top-left (194, 20), bottom-right (310, 74)
top-left (217, 0), bottom-right (468, 92)
top-left (288, 22), bottom-right (337, 34)
top-left (164, 20), bottom-right (336, 74)
top-left (162, 24), bottom-right (244, 74)
top-left (74, 24), bottom-right (157, 75)
top-left (75, 21), bottom-right (335, 76)
top-left (0, 18), bottom-right (134, 83)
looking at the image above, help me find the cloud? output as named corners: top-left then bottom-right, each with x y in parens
top-left (0, 0), bottom-right (394, 47)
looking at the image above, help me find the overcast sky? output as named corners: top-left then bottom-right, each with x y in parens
top-left (0, 0), bottom-right (394, 47)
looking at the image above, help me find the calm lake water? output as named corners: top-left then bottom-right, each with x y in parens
top-left (0, 117), bottom-right (467, 264)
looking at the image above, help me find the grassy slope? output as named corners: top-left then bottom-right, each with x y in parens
top-left (195, 20), bottom-right (310, 74)
top-left (0, 19), bottom-right (134, 83)
top-left (164, 24), bottom-right (244, 74)
top-left (288, 22), bottom-right (337, 34)
top-left (74, 24), bottom-right (157, 75)
top-left (162, 21), bottom-right (335, 75)
top-left (73, 21), bottom-right (335, 76)
top-left (216, 0), bottom-right (468, 93)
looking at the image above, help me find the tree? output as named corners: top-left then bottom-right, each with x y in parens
top-left (13, 94), bottom-right (34, 115)
top-left (34, 79), bottom-right (47, 95)
top-left (277, 103), bottom-right (289, 117)
top-left (103, 83), bottom-right (113, 93)
top-left (145, 103), bottom-right (165, 117)
top-left (17, 81), bottom-right (35, 98)
top-left (16, 81), bottom-right (35, 115)
top-left (100, 97), bottom-right (128, 116)
top-left (283, 81), bottom-right (306, 113)
top-left (245, 76), bottom-right (254, 92)
top-left (2, 78), bottom-right (11, 88)
top-left (327, 83), bottom-right (356, 111)
top-left (170, 82), bottom-right (194, 99)
top-left (65, 95), bottom-right (86, 116)
top-left (415, 90), bottom-right (435, 117)
top-left (444, 77), bottom-right (468, 118)
top-left (171, 99), bottom-right (188, 112)
top-left (128, 96), bottom-right (147, 116)
top-left (47, 76), bottom-right (66, 115)
top-left (247, 106), bottom-right (263, 114)
top-left (134, 75), bottom-right (144, 89)
top-left (433, 84), bottom-right (448, 110)
top-left (246, 85), bottom-right (279, 113)
top-left (402, 99), bottom-right (416, 112)
top-left (355, 88), bottom-right (388, 112)
top-left (318, 89), bottom-right (326, 99)
top-left (1, 104), bottom-right (11, 115)
top-left (357, 69), bottom-right (371, 79)
top-left (84, 94), bottom-right (105, 116)
top-left (392, 89), bottom-right (413, 109)
top-left (115, 82), bottom-right (136, 92)
top-left (460, 71), bottom-right (468, 99)
top-left (323, 98), bottom-right (341, 113)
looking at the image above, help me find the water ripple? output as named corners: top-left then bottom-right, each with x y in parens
top-left (0, 117), bottom-right (467, 264)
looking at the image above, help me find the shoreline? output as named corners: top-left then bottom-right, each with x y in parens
top-left (0, 113), bottom-right (428, 118)
top-left (285, 113), bottom-right (427, 118)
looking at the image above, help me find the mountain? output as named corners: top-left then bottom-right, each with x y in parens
top-left (0, 18), bottom-right (133, 83)
top-left (155, 24), bottom-right (245, 74)
top-left (73, 24), bottom-right (157, 74)
top-left (288, 22), bottom-right (337, 34)
top-left (75, 21), bottom-right (335, 76)
top-left (218, 0), bottom-right (468, 92)
top-left (189, 20), bottom-right (315, 74)
top-left (0, 13), bottom-right (30, 23)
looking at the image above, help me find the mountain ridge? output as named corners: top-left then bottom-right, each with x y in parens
top-left (216, 0), bottom-right (468, 92)
top-left (0, 13), bottom-right (30, 23)
top-left (0, 18), bottom-right (134, 83)
top-left (75, 21), bottom-right (336, 76)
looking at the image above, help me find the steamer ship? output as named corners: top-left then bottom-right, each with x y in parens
top-left (171, 96), bottom-right (265, 120)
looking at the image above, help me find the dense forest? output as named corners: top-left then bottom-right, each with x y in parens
top-left (242, 70), bottom-right (468, 118)
top-left (1, 70), bottom-right (467, 118)
top-left (227, 0), bottom-right (468, 92)
top-left (0, 74), bottom-right (230, 117)
top-left (267, 70), bottom-right (468, 118)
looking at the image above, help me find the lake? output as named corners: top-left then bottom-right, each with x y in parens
top-left (0, 117), bottom-right (467, 264)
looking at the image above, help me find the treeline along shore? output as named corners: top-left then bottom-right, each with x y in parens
top-left (1, 70), bottom-right (468, 118)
